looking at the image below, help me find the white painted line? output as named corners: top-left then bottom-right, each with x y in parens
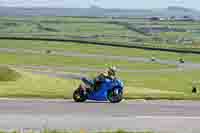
top-left (135, 116), bottom-right (200, 120)
top-left (0, 98), bottom-right (71, 102)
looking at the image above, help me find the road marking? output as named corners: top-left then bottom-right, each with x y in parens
top-left (135, 116), bottom-right (200, 119)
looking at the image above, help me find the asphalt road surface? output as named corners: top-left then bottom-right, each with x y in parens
top-left (0, 99), bottom-right (200, 133)
top-left (1, 47), bottom-right (200, 67)
top-left (1, 47), bottom-right (200, 71)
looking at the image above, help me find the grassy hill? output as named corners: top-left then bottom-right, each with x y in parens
top-left (0, 66), bottom-right (21, 81)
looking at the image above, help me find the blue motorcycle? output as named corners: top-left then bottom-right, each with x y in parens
top-left (73, 77), bottom-right (124, 103)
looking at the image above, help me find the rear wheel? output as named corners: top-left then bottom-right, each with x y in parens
top-left (73, 89), bottom-right (87, 102)
top-left (107, 88), bottom-right (123, 103)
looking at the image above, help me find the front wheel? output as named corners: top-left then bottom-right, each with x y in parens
top-left (107, 88), bottom-right (123, 103)
top-left (73, 89), bottom-right (87, 102)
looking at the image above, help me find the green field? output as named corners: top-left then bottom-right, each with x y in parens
top-left (0, 17), bottom-right (200, 100)
top-left (0, 39), bottom-right (199, 99)
top-left (84, 69), bottom-right (200, 100)
top-left (0, 39), bottom-right (200, 63)
top-left (120, 70), bottom-right (200, 100)
top-left (1, 16), bottom-right (200, 51)
top-left (0, 71), bottom-right (78, 98)
top-left (0, 66), bottom-right (200, 100)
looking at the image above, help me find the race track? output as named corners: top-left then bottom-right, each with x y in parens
top-left (2, 47), bottom-right (200, 80)
top-left (0, 99), bottom-right (200, 133)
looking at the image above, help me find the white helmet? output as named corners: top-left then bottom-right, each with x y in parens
top-left (108, 66), bottom-right (117, 76)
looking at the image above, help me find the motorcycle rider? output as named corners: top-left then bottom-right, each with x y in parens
top-left (95, 66), bottom-right (117, 81)
top-left (81, 66), bottom-right (117, 91)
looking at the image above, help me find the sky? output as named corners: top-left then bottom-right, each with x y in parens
top-left (0, 0), bottom-right (199, 10)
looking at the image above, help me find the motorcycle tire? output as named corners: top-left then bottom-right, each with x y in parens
top-left (107, 88), bottom-right (123, 103)
top-left (73, 89), bottom-right (87, 102)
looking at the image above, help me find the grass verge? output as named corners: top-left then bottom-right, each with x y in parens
top-left (86, 69), bottom-right (200, 100)
top-left (0, 70), bottom-right (80, 98)
top-left (0, 66), bottom-right (21, 81)
top-left (0, 129), bottom-right (153, 133)
top-left (0, 69), bottom-right (200, 100)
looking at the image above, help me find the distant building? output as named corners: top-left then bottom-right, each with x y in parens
top-left (148, 17), bottom-right (161, 21)
top-left (146, 16), bottom-right (167, 21)
top-left (140, 27), bottom-right (186, 33)
top-left (176, 37), bottom-right (193, 44)
top-left (169, 16), bottom-right (195, 21)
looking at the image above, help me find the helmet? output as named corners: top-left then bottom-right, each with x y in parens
top-left (108, 66), bottom-right (117, 76)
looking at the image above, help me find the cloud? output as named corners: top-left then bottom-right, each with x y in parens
top-left (0, 0), bottom-right (66, 7)
top-left (171, 0), bottom-right (184, 4)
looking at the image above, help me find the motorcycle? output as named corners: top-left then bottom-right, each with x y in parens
top-left (73, 77), bottom-right (124, 103)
